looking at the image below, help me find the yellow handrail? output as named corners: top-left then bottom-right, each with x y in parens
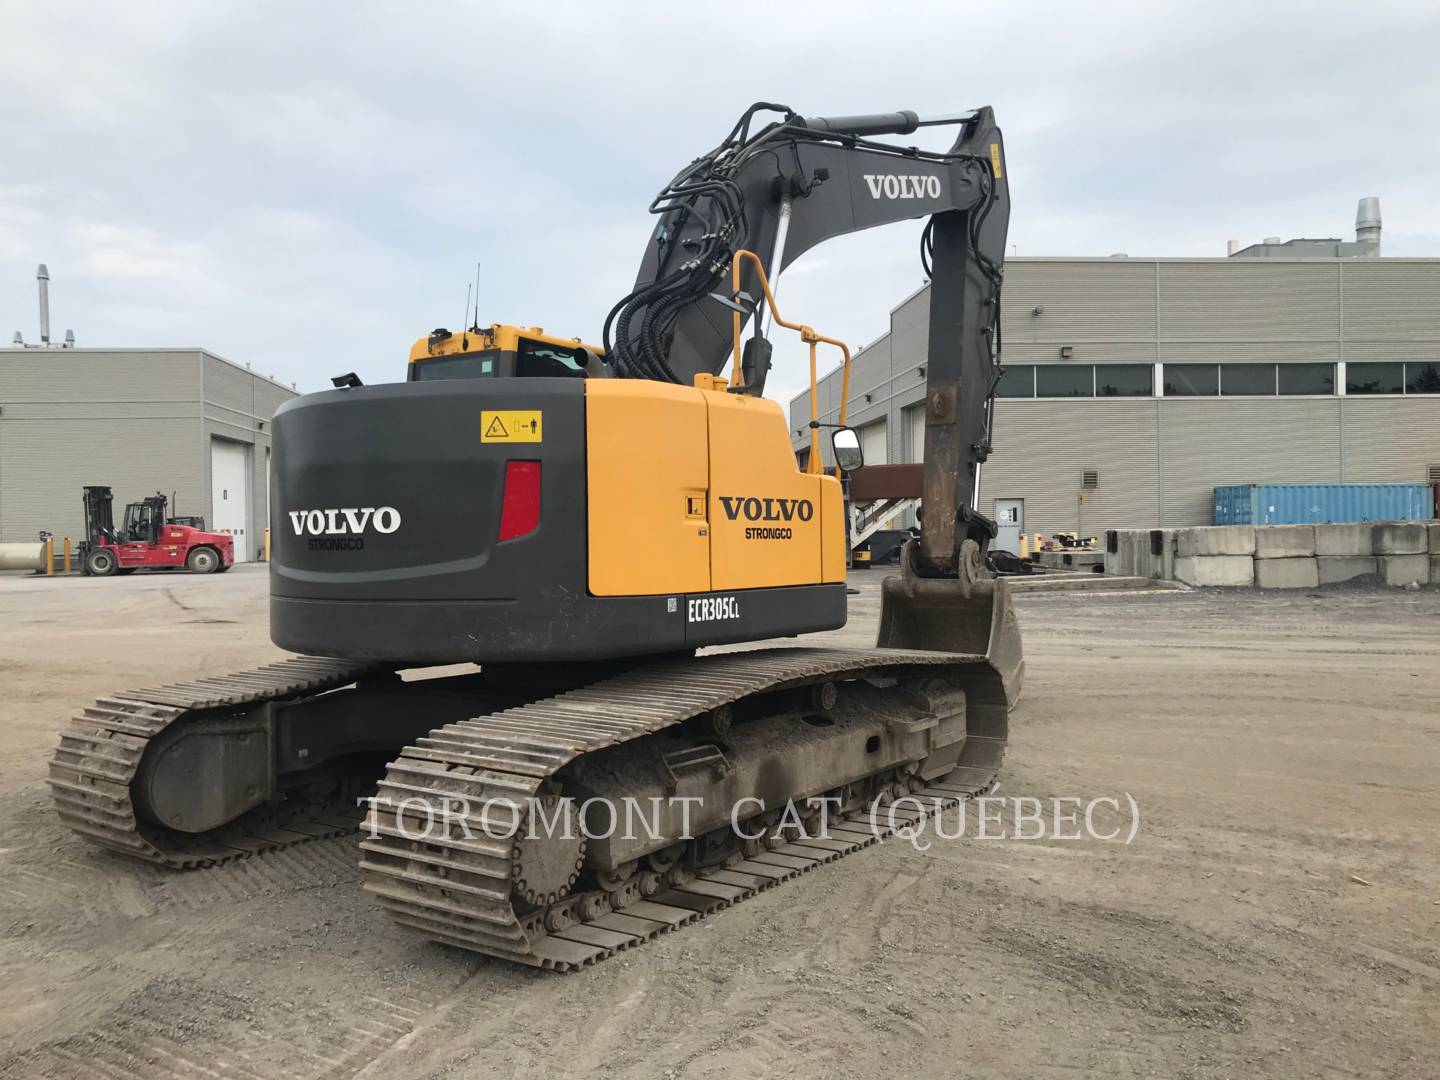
top-left (727, 250), bottom-right (852, 475)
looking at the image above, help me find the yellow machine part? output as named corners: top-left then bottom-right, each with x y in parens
top-left (407, 323), bottom-right (603, 365)
top-left (585, 380), bottom-right (845, 597)
top-left (586, 381), bottom-right (711, 596)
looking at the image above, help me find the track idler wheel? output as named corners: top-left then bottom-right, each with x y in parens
top-left (512, 794), bottom-right (586, 906)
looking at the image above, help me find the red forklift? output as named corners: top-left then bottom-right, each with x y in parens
top-left (79, 486), bottom-right (235, 576)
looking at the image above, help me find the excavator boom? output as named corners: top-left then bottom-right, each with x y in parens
top-left (609, 104), bottom-right (1010, 573)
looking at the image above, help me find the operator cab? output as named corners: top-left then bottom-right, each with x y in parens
top-left (407, 324), bottom-right (605, 382)
top-left (122, 496), bottom-right (167, 545)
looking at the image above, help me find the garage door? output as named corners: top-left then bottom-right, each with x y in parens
top-left (211, 437), bottom-right (250, 561)
top-left (860, 421), bottom-right (887, 467)
top-left (907, 405), bottom-right (925, 463)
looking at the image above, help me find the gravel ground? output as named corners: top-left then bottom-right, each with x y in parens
top-left (0, 564), bottom-right (1436, 1079)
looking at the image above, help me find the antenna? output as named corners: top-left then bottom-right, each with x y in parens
top-left (471, 261), bottom-right (482, 331)
top-left (462, 283), bottom-right (472, 349)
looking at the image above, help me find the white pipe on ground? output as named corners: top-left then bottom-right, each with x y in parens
top-left (0, 542), bottom-right (47, 571)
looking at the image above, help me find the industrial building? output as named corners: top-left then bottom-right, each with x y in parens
top-left (0, 344), bottom-right (296, 558)
top-left (791, 200), bottom-right (1440, 546)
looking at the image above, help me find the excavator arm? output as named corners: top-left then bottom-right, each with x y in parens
top-left (606, 104), bottom-right (1010, 578)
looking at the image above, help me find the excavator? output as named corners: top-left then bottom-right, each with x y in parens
top-left (49, 103), bottom-right (1023, 971)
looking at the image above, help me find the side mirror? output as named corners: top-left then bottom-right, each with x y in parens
top-left (831, 426), bottom-right (864, 472)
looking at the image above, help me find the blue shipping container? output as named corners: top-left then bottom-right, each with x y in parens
top-left (1213, 483), bottom-right (1435, 525)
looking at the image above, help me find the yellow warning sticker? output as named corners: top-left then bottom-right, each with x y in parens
top-left (989, 143), bottom-right (1003, 179)
top-left (481, 410), bottom-right (543, 443)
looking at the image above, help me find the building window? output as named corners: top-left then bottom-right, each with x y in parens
top-left (1404, 361), bottom-right (1440, 394)
top-left (995, 364), bottom-right (1035, 398)
top-left (1164, 364), bottom-right (1219, 396)
top-left (1036, 364), bottom-right (1094, 398)
top-left (1346, 362), bottom-right (1405, 395)
top-left (1003, 363), bottom-right (1155, 398)
top-left (1278, 363), bottom-right (1335, 395)
top-left (1097, 364), bottom-right (1152, 396)
top-left (1166, 362), bottom-right (1340, 397)
top-left (1221, 363), bottom-right (1277, 396)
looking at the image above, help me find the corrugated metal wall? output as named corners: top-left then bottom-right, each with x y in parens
top-left (1158, 399), bottom-right (1341, 525)
top-left (0, 349), bottom-right (294, 549)
top-left (1342, 262), bottom-right (1440, 341)
top-left (1157, 261), bottom-right (1338, 341)
top-left (1340, 398), bottom-right (1440, 483)
top-left (791, 257), bottom-right (1440, 536)
top-left (984, 400), bottom-right (1160, 532)
top-left (0, 351), bottom-right (202, 543)
top-left (1002, 259), bottom-right (1156, 344)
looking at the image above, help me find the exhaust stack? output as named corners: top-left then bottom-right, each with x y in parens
top-left (1355, 196), bottom-right (1381, 255)
top-left (37, 264), bottom-right (51, 344)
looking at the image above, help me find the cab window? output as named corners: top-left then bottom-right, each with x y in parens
top-left (410, 350), bottom-right (499, 381)
top-left (516, 339), bottom-right (586, 378)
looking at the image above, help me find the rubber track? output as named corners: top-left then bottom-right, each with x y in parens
top-left (48, 657), bottom-right (383, 868)
top-left (359, 645), bottom-right (1003, 971)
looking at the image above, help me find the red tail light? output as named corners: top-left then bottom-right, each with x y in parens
top-left (498, 460), bottom-right (541, 541)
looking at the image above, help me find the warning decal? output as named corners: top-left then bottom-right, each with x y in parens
top-left (481, 410), bottom-right (543, 443)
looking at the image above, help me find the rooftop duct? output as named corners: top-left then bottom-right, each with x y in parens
top-left (37, 264), bottom-right (50, 344)
top-left (1355, 196), bottom-right (1381, 255)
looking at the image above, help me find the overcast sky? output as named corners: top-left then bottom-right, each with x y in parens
top-left (2, 1), bottom-right (1437, 402)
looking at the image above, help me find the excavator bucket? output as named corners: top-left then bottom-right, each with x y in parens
top-left (877, 563), bottom-right (1024, 711)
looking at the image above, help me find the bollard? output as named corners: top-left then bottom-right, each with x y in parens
top-left (264, 527), bottom-right (271, 562)
top-left (1018, 533), bottom-right (1029, 559)
top-left (44, 536), bottom-right (54, 576)
top-left (63, 536), bottom-right (72, 574)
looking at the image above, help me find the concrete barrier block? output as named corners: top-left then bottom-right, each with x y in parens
top-left (1429, 522), bottom-right (1440, 554)
top-left (1158, 529), bottom-right (1178, 581)
top-left (1255, 525), bottom-right (1316, 559)
top-left (1175, 555), bottom-right (1254, 587)
top-left (1373, 522), bottom-right (1428, 555)
top-left (1314, 524), bottom-right (1374, 558)
top-left (1105, 530), bottom-right (1135, 576)
top-left (1317, 556), bottom-right (1378, 584)
top-left (1378, 554), bottom-right (1430, 587)
top-left (1255, 557), bottom-right (1319, 589)
top-left (1433, 555), bottom-right (1440, 584)
top-left (1176, 526), bottom-right (1255, 557)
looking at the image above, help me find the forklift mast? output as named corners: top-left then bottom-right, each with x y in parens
top-left (81, 486), bottom-right (115, 548)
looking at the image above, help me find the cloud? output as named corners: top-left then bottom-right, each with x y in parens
top-left (1, 0), bottom-right (1436, 390)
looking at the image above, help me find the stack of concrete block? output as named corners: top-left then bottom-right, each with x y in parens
top-left (1103, 519), bottom-right (1435, 588)
top-left (1175, 526), bottom-right (1254, 586)
top-left (1314, 524), bottom-right (1378, 583)
top-left (1103, 529), bottom-right (1176, 580)
top-left (1373, 522), bottom-right (1430, 587)
top-left (1254, 525), bottom-right (1319, 588)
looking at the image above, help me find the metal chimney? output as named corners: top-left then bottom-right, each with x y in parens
top-left (1355, 197), bottom-right (1381, 255)
top-left (1227, 239), bottom-right (1240, 256)
top-left (64, 329), bottom-right (75, 348)
top-left (36, 264), bottom-right (51, 344)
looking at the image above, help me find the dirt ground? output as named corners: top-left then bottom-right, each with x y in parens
top-left (0, 565), bottom-right (1436, 1079)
